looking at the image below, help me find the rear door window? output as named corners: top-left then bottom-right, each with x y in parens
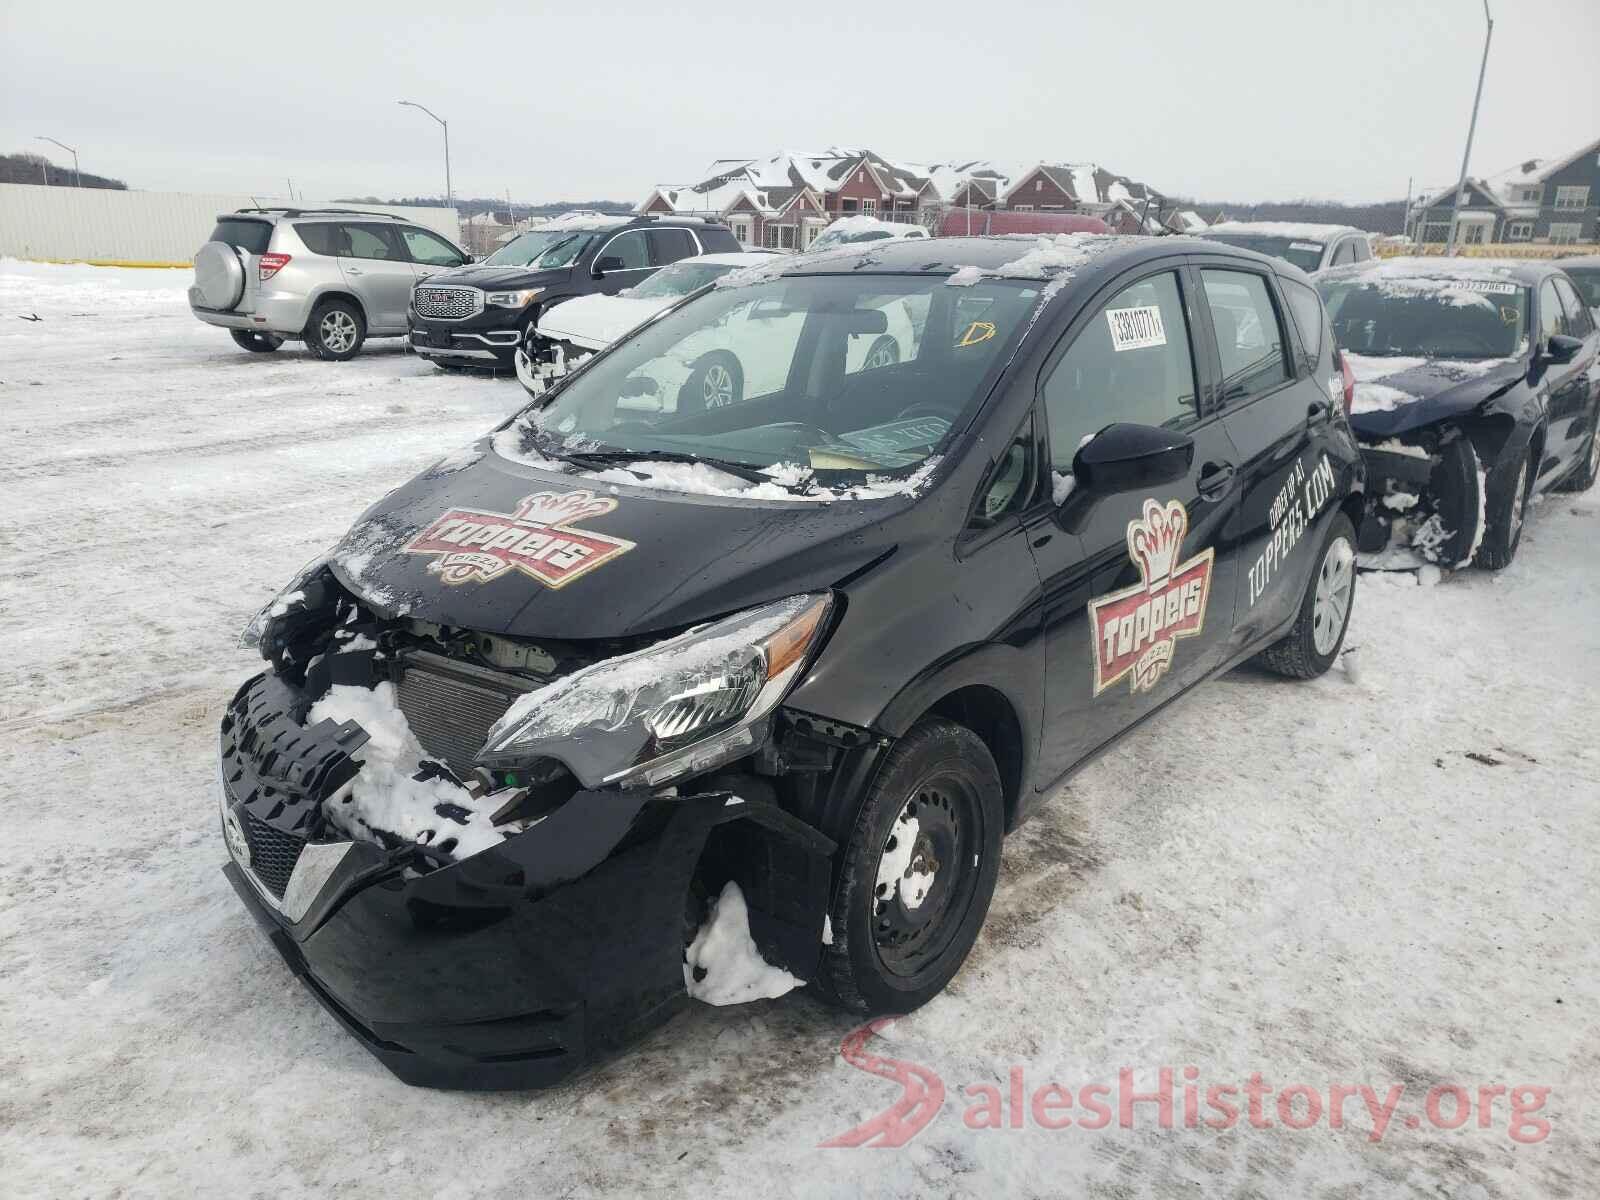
top-left (1279, 276), bottom-right (1326, 368)
top-left (1200, 269), bottom-right (1290, 405)
top-left (342, 224), bottom-right (406, 261)
top-left (210, 218), bottom-right (273, 254)
top-left (647, 228), bottom-right (697, 266)
top-left (295, 222), bottom-right (339, 256)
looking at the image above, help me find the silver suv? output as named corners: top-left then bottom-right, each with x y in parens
top-left (189, 208), bottom-right (470, 360)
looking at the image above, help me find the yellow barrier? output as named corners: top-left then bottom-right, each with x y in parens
top-left (26, 257), bottom-right (192, 269)
top-left (1376, 243), bottom-right (1600, 260)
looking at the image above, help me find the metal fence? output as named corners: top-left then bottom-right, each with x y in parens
top-left (0, 183), bottom-right (459, 266)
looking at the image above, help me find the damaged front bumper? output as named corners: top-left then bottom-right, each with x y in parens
top-left (219, 670), bottom-right (834, 1090)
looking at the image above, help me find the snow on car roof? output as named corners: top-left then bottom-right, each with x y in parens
top-left (1321, 256), bottom-right (1543, 285)
top-left (682, 251), bottom-right (781, 267)
top-left (1204, 221), bottom-right (1364, 241)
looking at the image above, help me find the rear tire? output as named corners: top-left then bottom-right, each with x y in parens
top-left (813, 718), bottom-right (1003, 1014)
top-left (229, 329), bottom-right (284, 353)
top-left (1254, 513), bottom-right (1357, 679)
top-left (305, 300), bottom-right (365, 361)
top-left (1474, 443), bottom-right (1535, 570)
top-left (680, 352), bottom-right (743, 412)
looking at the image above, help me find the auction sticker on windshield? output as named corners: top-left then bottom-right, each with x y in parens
top-left (1106, 305), bottom-right (1166, 352)
top-left (404, 489), bottom-right (635, 588)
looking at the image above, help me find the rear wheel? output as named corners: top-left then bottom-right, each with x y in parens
top-left (1474, 444), bottom-right (1536, 570)
top-left (305, 300), bottom-right (365, 361)
top-left (1254, 513), bottom-right (1356, 679)
top-left (813, 718), bottom-right (1003, 1014)
top-left (229, 330), bottom-right (284, 353)
top-left (681, 352), bottom-right (743, 412)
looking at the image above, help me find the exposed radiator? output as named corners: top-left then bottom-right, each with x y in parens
top-left (394, 650), bottom-right (538, 780)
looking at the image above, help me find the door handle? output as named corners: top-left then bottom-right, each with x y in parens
top-left (345, 266), bottom-right (363, 275)
top-left (1197, 461), bottom-right (1235, 500)
top-left (1307, 399), bottom-right (1330, 423)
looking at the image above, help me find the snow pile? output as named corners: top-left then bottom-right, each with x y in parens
top-left (426, 442), bottom-right (484, 475)
top-left (1203, 220), bottom-right (1355, 241)
top-left (876, 807), bottom-right (935, 909)
top-left (308, 682), bottom-right (508, 859)
top-left (1345, 353), bottom-right (1428, 381)
top-left (945, 265), bottom-right (986, 287)
top-left (683, 881), bottom-right (803, 1005)
top-left (997, 233), bottom-right (1101, 278)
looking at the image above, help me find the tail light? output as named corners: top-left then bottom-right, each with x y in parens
top-left (258, 253), bottom-right (292, 282)
top-left (1336, 348), bottom-right (1355, 417)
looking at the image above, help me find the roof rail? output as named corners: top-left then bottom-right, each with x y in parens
top-left (233, 207), bottom-right (408, 219)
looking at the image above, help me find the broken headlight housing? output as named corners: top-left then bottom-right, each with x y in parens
top-left (479, 593), bottom-right (833, 789)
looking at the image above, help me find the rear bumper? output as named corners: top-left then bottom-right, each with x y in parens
top-left (191, 290), bottom-right (314, 336)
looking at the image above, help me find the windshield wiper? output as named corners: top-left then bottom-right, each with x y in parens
top-left (551, 448), bottom-right (781, 487)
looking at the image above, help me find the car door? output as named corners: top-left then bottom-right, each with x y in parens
top-left (1534, 277), bottom-right (1592, 484)
top-left (1193, 262), bottom-right (1337, 644)
top-left (400, 226), bottom-right (468, 283)
top-left (590, 229), bottom-right (652, 295)
top-left (337, 223), bottom-right (414, 332)
top-left (1027, 262), bottom-right (1243, 783)
top-left (1550, 275), bottom-right (1600, 473)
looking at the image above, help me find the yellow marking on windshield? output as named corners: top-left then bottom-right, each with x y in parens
top-left (956, 321), bottom-right (997, 348)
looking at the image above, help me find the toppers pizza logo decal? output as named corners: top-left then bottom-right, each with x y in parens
top-left (403, 489), bottom-right (635, 588)
top-left (1089, 498), bottom-right (1215, 696)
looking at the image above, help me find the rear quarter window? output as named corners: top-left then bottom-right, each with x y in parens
top-left (209, 219), bottom-right (273, 254)
top-left (1280, 276), bottom-right (1326, 365)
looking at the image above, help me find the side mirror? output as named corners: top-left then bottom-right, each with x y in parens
top-left (1543, 333), bottom-right (1582, 365)
top-left (1072, 422), bottom-right (1195, 496)
top-left (594, 256), bottom-right (624, 277)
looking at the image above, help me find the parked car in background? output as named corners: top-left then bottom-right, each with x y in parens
top-left (189, 208), bottom-right (470, 360)
top-left (222, 235), bottom-right (1362, 1089)
top-left (935, 210), bottom-right (1109, 238)
top-left (804, 215), bottom-right (930, 253)
top-left (1317, 258), bottom-right (1599, 570)
top-left (1200, 221), bottom-right (1372, 275)
top-left (1559, 255), bottom-right (1600, 323)
top-left (408, 214), bottom-right (742, 371)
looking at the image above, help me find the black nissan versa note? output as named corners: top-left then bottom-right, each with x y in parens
top-left (222, 235), bottom-right (1363, 1089)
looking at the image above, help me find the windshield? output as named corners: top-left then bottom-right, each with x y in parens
top-left (1565, 267), bottom-right (1600, 309)
top-left (629, 261), bottom-right (738, 299)
top-left (483, 230), bottom-right (597, 268)
top-left (1204, 234), bottom-right (1324, 273)
top-left (1318, 277), bottom-right (1529, 360)
top-left (506, 273), bottom-right (1042, 480)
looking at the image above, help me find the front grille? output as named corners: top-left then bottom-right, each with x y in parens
top-left (243, 810), bottom-right (305, 899)
top-left (413, 285), bottom-right (481, 320)
top-left (395, 651), bottom-right (537, 779)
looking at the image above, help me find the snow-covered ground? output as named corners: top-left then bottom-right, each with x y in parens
top-left (2, 261), bottom-right (1596, 1198)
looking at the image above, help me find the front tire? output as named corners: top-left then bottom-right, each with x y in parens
top-left (229, 329), bottom-right (284, 353)
top-left (305, 299), bottom-right (366, 361)
top-left (1254, 513), bottom-right (1357, 679)
top-left (1474, 444), bottom-right (1535, 570)
top-left (1556, 424), bottom-right (1599, 494)
top-left (813, 718), bottom-right (1003, 1014)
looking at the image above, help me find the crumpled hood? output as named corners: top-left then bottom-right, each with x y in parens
top-left (419, 264), bottom-right (573, 290)
top-left (326, 441), bottom-right (918, 641)
top-left (536, 293), bottom-right (672, 349)
top-left (1346, 352), bottom-right (1526, 440)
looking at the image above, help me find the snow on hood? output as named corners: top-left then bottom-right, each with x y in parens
top-left (535, 293), bottom-right (671, 350)
top-left (1345, 351), bottom-right (1521, 415)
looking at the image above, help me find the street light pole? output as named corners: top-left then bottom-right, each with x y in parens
top-left (398, 100), bottom-right (452, 211)
top-left (36, 135), bottom-right (80, 186)
top-left (1444, 0), bottom-right (1494, 257)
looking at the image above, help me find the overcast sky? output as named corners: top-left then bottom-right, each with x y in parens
top-left (3, 0), bottom-right (1596, 207)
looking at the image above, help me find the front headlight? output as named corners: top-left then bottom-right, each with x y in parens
top-left (238, 551), bottom-right (333, 650)
top-left (485, 287), bottom-right (543, 308)
top-left (479, 594), bottom-right (833, 789)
